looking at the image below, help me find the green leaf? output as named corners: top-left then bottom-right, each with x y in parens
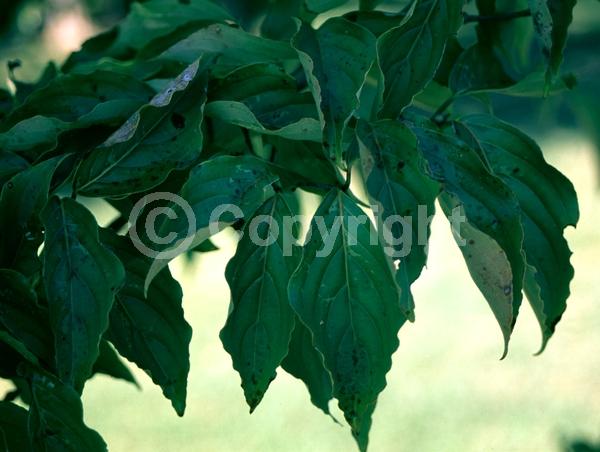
top-left (143, 155), bottom-right (278, 291)
top-left (289, 189), bottom-right (405, 451)
top-left (0, 151), bottom-right (28, 187)
top-left (377, 0), bottom-right (463, 118)
top-left (266, 136), bottom-right (341, 191)
top-left (205, 62), bottom-right (321, 141)
top-left (221, 194), bottom-right (300, 411)
top-left (0, 71), bottom-right (154, 161)
top-left (260, 0), bottom-right (315, 40)
top-left (0, 88), bottom-right (13, 120)
top-left (92, 340), bottom-right (138, 387)
top-left (343, 10), bottom-right (409, 38)
top-left (456, 115), bottom-right (579, 351)
top-left (292, 17), bottom-right (376, 166)
top-left (8, 62), bottom-right (58, 106)
top-left (27, 369), bottom-right (107, 451)
top-left (1, 71), bottom-right (154, 130)
top-left (156, 24), bottom-right (297, 77)
top-left (528, 0), bottom-right (577, 85)
top-left (475, 0), bottom-right (536, 80)
top-left (281, 319), bottom-right (333, 415)
top-left (0, 401), bottom-right (29, 452)
top-left (205, 102), bottom-right (321, 141)
top-left (305, 0), bottom-right (349, 13)
top-left (188, 238), bottom-right (219, 254)
top-left (76, 59), bottom-right (210, 197)
top-left (356, 120), bottom-right (438, 318)
top-left (0, 105), bottom-right (148, 163)
top-left (0, 330), bottom-right (42, 373)
top-left (0, 156), bottom-right (64, 275)
top-left (433, 36), bottom-right (463, 86)
top-left (42, 196), bottom-right (125, 390)
top-left (451, 60), bottom-right (576, 96)
top-left (412, 122), bottom-right (526, 357)
top-left (63, 0), bottom-right (232, 69)
top-left (100, 229), bottom-right (192, 416)
top-left (449, 43), bottom-right (516, 93)
top-left (0, 270), bottom-right (54, 367)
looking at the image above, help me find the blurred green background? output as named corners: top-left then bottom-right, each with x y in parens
top-left (0, 1), bottom-right (599, 451)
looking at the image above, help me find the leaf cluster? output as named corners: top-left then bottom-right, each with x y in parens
top-left (0, 0), bottom-right (582, 450)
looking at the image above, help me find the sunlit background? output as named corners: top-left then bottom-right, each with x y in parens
top-left (1, 1), bottom-right (599, 451)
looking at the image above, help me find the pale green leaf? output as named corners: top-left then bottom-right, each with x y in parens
top-left (456, 115), bottom-right (579, 351)
top-left (289, 189), bottom-right (405, 451)
top-left (143, 155), bottom-right (278, 291)
top-left (221, 194), bottom-right (300, 411)
top-left (412, 123), bottom-right (525, 357)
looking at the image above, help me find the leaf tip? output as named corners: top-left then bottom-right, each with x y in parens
top-left (172, 399), bottom-right (186, 417)
top-left (533, 334), bottom-right (551, 356)
top-left (499, 335), bottom-right (510, 361)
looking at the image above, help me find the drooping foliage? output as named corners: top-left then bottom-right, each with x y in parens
top-left (0, 0), bottom-right (582, 450)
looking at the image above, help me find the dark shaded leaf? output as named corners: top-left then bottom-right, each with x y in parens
top-left (292, 17), bottom-right (376, 166)
top-left (0, 401), bottom-right (29, 452)
top-left (356, 120), bottom-right (438, 318)
top-left (0, 89), bottom-right (13, 120)
top-left (205, 63), bottom-right (321, 141)
top-left (1, 71), bottom-right (154, 130)
top-left (100, 229), bottom-right (192, 416)
top-left (92, 340), bottom-right (138, 387)
top-left (8, 62), bottom-right (58, 106)
top-left (27, 369), bottom-right (107, 451)
top-left (343, 10), bottom-right (409, 38)
top-left (42, 196), bottom-right (125, 390)
top-left (266, 136), bottom-right (341, 191)
top-left (476, 0), bottom-right (536, 77)
top-left (157, 24), bottom-right (297, 77)
top-left (281, 319), bottom-right (333, 415)
top-left (449, 42), bottom-right (516, 93)
top-left (378, 0), bottom-right (463, 118)
top-left (528, 0), bottom-right (577, 85)
top-left (76, 59), bottom-right (210, 196)
top-left (0, 270), bottom-right (54, 367)
top-left (305, 0), bottom-right (349, 13)
top-left (63, 0), bottom-right (232, 69)
top-left (0, 157), bottom-right (64, 275)
top-left (0, 151), bottom-right (28, 188)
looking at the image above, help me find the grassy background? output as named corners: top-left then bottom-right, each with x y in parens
top-left (78, 132), bottom-right (600, 452)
